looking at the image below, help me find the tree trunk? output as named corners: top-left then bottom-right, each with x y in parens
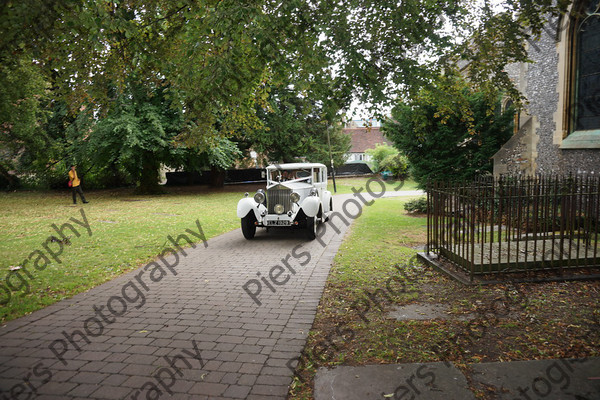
top-left (210, 166), bottom-right (225, 187)
top-left (0, 162), bottom-right (21, 190)
top-left (136, 153), bottom-right (165, 194)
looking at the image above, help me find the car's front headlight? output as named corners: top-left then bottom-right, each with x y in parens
top-left (290, 192), bottom-right (300, 203)
top-left (274, 204), bottom-right (285, 214)
top-left (309, 188), bottom-right (318, 196)
top-left (254, 190), bottom-right (265, 204)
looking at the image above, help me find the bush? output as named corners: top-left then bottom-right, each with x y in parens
top-left (380, 153), bottom-right (409, 180)
top-left (19, 162), bottom-right (134, 190)
top-left (365, 143), bottom-right (399, 172)
top-left (383, 76), bottom-right (514, 188)
top-left (404, 197), bottom-right (427, 214)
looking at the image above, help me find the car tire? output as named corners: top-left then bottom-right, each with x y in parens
top-left (324, 199), bottom-right (333, 222)
top-left (306, 216), bottom-right (317, 240)
top-left (241, 213), bottom-right (257, 239)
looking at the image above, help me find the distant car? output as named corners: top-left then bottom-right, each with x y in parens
top-left (237, 163), bottom-right (333, 240)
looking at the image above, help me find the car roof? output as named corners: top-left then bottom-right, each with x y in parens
top-left (266, 163), bottom-right (326, 170)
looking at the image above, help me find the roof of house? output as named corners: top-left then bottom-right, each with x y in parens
top-left (343, 127), bottom-right (391, 153)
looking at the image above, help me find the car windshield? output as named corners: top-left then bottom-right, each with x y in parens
top-left (269, 169), bottom-right (312, 183)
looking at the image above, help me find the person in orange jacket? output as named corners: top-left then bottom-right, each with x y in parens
top-left (68, 165), bottom-right (88, 204)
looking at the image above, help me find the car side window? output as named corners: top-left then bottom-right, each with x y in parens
top-left (313, 170), bottom-right (320, 183)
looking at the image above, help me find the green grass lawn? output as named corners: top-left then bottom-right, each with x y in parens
top-left (332, 176), bottom-right (420, 194)
top-left (324, 196), bottom-right (427, 313)
top-left (288, 196), bottom-right (428, 399)
top-left (0, 186), bottom-right (248, 322)
top-left (0, 176), bottom-right (420, 323)
top-left (288, 195), bottom-right (599, 400)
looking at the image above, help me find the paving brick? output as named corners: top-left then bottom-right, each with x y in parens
top-left (189, 381), bottom-right (228, 396)
top-left (217, 335), bottom-right (246, 344)
top-left (220, 361), bottom-right (243, 372)
top-left (256, 374), bottom-right (292, 386)
top-left (102, 352), bottom-right (130, 363)
top-left (100, 373), bottom-right (128, 387)
top-left (236, 353), bottom-right (268, 364)
top-left (0, 195), bottom-right (353, 400)
top-left (90, 385), bottom-right (132, 399)
top-left (203, 371), bottom-right (226, 383)
top-left (124, 345), bottom-right (157, 355)
top-left (79, 361), bottom-right (108, 372)
top-left (121, 375), bottom-right (153, 388)
top-left (37, 381), bottom-right (78, 395)
top-left (223, 384), bottom-right (252, 398)
top-left (67, 383), bottom-right (101, 397)
top-left (124, 353), bottom-right (158, 364)
top-left (120, 364), bottom-right (159, 377)
top-left (35, 394), bottom-right (71, 400)
top-left (251, 384), bottom-right (290, 396)
top-left (215, 351), bottom-right (239, 362)
top-left (98, 362), bottom-right (127, 374)
top-left (203, 360), bottom-right (223, 371)
top-left (214, 342), bottom-right (236, 352)
top-left (259, 366), bottom-right (293, 376)
top-left (233, 344), bottom-right (263, 353)
top-left (70, 371), bottom-right (109, 385)
top-left (239, 363), bottom-right (264, 374)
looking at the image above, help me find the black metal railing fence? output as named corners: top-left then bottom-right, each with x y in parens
top-left (427, 174), bottom-right (600, 281)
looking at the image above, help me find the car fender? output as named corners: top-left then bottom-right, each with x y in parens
top-left (300, 196), bottom-right (320, 217)
top-left (237, 198), bottom-right (261, 219)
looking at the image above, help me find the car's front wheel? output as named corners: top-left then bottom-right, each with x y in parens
top-left (306, 216), bottom-right (317, 240)
top-left (241, 213), bottom-right (257, 239)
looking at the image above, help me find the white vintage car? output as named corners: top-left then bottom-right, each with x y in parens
top-left (237, 163), bottom-right (333, 240)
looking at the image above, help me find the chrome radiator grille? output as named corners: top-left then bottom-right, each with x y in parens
top-left (267, 186), bottom-right (292, 214)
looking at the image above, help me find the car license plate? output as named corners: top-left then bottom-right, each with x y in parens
top-left (268, 220), bottom-right (291, 226)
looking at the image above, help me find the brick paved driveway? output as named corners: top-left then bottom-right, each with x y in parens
top-left (0, 195), bottom-right (357, 400)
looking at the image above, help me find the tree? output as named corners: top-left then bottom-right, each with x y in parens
top-left (380, 153), bottom-right (410, 180)
top-left (456, 0), bottom-right (572, 107)
top-left (0, 0), bottom-right (573, 188)
top-left (0, 55), bottom-right (49, 188)
top-left (1, 1), bottom-right (570, 139)
top-left (71, 80), bottom-right (246, 192)
top-left (248, 87), bottom-right (350, 167)
top-left (73, 81), bottom-right (184, 194)
top-left (383, 77), bottom-right (514, 187)
top-left (366, 144), bottom-right (399, 173)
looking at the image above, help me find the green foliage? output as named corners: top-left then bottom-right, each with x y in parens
top-left (71, 81), bottom-right (243, 191)
top-left (306, 124), bottom-right (350, 168)
top-left (204, 137), bottom-right (242, 170)
top-left (1, 1), bottom-right (567, 141)
top-left (404, 197), bottom-right (428, 214)
top-left (0, 0), bottom-right (572, 187)
top-left (249, 87), bottom-right (350, 166)
top-left (383, 76), bottom-right (514, 187)
top-left (75, 81), bottom-right (184, 193)
top-left (0, 55), bottom-right (49, 187)
top-left (366, 144), bottom-right (399, 172)
top-left (457, 0), bottom-right (572, 108)
top-left (380, 153), bottom-right (410, 180)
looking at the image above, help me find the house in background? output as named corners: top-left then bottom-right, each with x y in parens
top-left (342, 120), bottom-right (391, 162)
top-left (493, 0), bottom-right (600, 176)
